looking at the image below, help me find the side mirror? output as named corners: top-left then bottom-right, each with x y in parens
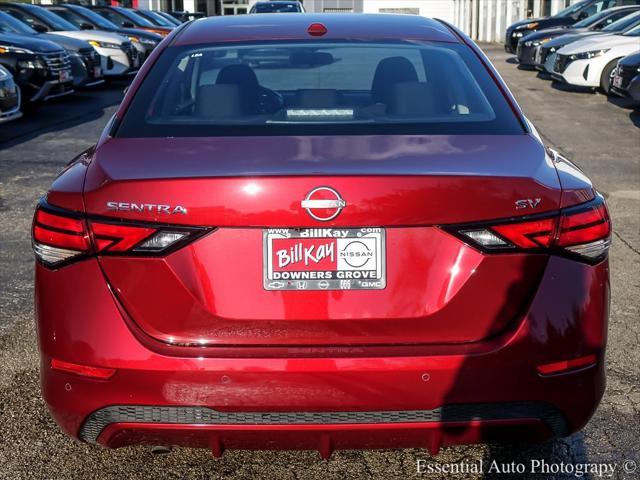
top-left (32, 24), bottom-right (48, 33)
top-left (577, 11), bottom-right (589, 20)
top-left (79, 23), bottom-right (94, 30)
top-left (122, 21), bottom-right (135, 28)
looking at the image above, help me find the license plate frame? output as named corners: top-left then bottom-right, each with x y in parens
top-left (263, 228), bottom-right (386, 291)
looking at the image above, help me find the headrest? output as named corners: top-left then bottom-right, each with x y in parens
top-left (387, 81), bottom-right (440, 117)
top-left (196, 84), bottom-right (243, 117)
top-left (371, 56), bottom-right (419, 104)
top-left (216, 64), bottom-right (259, 87)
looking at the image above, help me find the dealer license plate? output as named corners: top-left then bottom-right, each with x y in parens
top-left (612, 74), bottom-right (622, 88)
top-left (263, 228), bottom-right (386, 290)
top-left (534, 49), bottom-right (542, 65)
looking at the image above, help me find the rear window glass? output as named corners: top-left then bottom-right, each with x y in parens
top-left (117, 41), bottom-right (524, 137)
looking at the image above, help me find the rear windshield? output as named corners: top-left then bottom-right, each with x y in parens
top-left (117, 40), bottom-right (524, 137)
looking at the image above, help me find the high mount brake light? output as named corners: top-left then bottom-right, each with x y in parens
top-left (452, 195), bottom-right (611, 263)
top-left (32, 203), bottom-right (207, 267)
top-left (307, 23), bottom-right (328, 37)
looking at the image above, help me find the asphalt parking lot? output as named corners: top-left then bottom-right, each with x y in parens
top-left (0, 43), bottom-right (638, 480)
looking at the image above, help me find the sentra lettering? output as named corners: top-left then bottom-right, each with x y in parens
top-left (106, 201), bottom-right (188, 215)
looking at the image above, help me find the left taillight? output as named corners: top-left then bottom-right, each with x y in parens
top-left (32, 202), bottom-right (207, 268)
top-left (32, 208), bottom-right (91, 266)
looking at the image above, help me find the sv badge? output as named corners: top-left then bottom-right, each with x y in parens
top-left (515, 198), bottom-right (542, 210)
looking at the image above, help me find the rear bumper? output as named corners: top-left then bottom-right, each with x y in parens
top-left (36, 255), bottom-right (609, 453)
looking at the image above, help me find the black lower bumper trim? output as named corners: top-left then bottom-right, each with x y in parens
top-left (80, 402), bottom-right (568, 444)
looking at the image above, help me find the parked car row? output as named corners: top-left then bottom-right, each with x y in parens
top-left (506, 0), bottom-right (640, 103)
top-left (0, 3), bottom-right (190, 122)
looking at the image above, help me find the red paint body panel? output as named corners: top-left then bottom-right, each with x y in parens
top-left (37, 256), bottom-right (608, 450)
top-left (83, 135), bottom-right (561, 226)
top-left (174, 14), bottom-right (458, 46)
top-left (34, 14), bottom-right (611, 454)
top-left (45, 152), bottom-right (92, 213)
top-left (79, 134), bottom-right (563, 349)
top-left (99, 230), bottom-right (546, 347)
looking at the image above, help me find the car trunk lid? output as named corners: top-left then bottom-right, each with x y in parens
top-left (83, 134), bottom-right (561, 348)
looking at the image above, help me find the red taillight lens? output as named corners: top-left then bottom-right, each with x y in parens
top-left (33, 224), bottom-right (91, 251)
top-left (36, 210), bottom-right (85, 234)
top-left (33, 202), bottom-right (208, 268)
top-left (556, 202), bottom-right (610, 247)
top-left (453, 195), bottom-right (610, 262)
top-left (33, 208), bottom-right (91, 266)
top-left (90, 221), bottom-right (157, 252)
top-left (492, 217), bottom-right (557, 249)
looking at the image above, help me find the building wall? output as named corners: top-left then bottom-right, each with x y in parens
top-left (362, 0), bottom-right (454, 23)
top-left (303, 0), bottom-right (576, 41)
top-left (304, 0), bottom-right (452, 18)
top-left (303, 0), bottom-right (364, 13)
top-left (452, 0), bottom-right (576, 42)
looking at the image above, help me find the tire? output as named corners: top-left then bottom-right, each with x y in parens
top-left (600, 59), bottom-right (620, 95)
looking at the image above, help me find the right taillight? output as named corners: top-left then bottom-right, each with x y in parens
top-left (451, 195), bottom-right (611, 263)
top-left (32, 201), bottom-right (209, 268)
top-left (555, 199), bottom-right (611, 260)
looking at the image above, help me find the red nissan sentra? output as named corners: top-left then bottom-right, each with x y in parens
top-left (32, 14), bottom-right (611, 457)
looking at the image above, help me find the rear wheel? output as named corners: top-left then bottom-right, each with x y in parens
top-left (600, 59), bottom-right (620, 94)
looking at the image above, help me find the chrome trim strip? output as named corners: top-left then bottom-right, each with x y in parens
top-left (43, 89), bottom-right (75, 102)
top-left (83, 79), bottom-right (106, 88)
top-left (301, 199), bottom-right (345, 209)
